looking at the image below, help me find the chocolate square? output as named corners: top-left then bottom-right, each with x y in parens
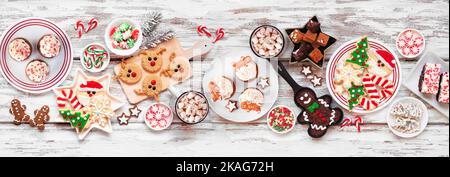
top-left (289, 29), bottom-right (304, 44)
top-left (315, 33), bottom-right (329, 47)
top-left (306, 20), bottom-right (321, 33)
top-left (293, 48), bottom-right (307, 61)
top-left (299, 42), bottom-right (313, 54)
top-left (303, 30), bottom-right (317, 43)
top-left (308, 48), bottom-right (324, 63)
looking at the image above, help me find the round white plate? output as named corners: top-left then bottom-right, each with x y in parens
top-left (104, 18), bottom-right (143, 56)
top-left (0, 18), bottom-right (73, 94)
top-left (387, 97), bottom-right (428, 138)
top-left (326, 38), bottom-right (402, 114)
top-left (202, 50), bottom-right (279, 122)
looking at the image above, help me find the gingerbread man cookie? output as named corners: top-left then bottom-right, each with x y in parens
top-left (141, 48), bottom-right (166, 73)
top-left (295, 89), bottom-right (343, 138)
top-left (30, 105), bottom-right (50, 130)
top-left (9, 99), bottom-right (30, 125)
top-left (161, 52), bottom-right (190, 81)
top-left (115, 61), bottom-right (142, 84)
top-left (135, 74), bottom-right (163, 101)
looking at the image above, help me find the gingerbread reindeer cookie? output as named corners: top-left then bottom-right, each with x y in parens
top-left (115, 60), bottom-right (142, 84)
top-left (296, 89), bottom-right (343, 138)
top-left (141, 48), bottom-right (167, 73)
top-left (30, 105), bottom-right (50, 130)
top-left (134, 74), bottom-right (163, 101)
top-left (9, 99), bottom-right (30, 125)
top-left (161, 52), bottom-right (190, 81)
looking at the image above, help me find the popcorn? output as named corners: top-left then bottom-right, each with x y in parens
top-left (176, 91), bottom-right (209, 124)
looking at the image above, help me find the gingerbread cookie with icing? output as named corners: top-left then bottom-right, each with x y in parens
top-left (30, 105), bottom-right (50, 130)
top-left (141, 48), bottom-right (166, 73)
top-left (116, 61), bottom-right (142, 84)
top-left (295, 88), bottom-right (343, 138)
top-left (9, 99), bottom-right (30, 125)
top-left (135, 74), bottom-right (163, 101)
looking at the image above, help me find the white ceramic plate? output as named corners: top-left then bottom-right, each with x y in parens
top-left (387, 97), bottom-right (428, 138)
top-left (104, 18), bottom-right (143, 56)
top-left (326, 38), bottom-right (402, 114)
top-left (403, 50), bottom-right (449, 118)
top-left (202, 50), bottom-right (279, 122)
top-left (0, 18), bottom-right (73, 93)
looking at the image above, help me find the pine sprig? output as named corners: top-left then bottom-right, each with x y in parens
top-left (140, 11), bottom-right (176, 49)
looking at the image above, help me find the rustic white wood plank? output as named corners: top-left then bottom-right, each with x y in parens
top-left (0, 0), bottom-right (448, 157)
top-left (0, 123), bottom-right (447, 157)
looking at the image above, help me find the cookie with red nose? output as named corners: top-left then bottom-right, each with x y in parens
top-left (141, 48), bottom-right (166, 73)
top-left (116, 61), bottom-right (142, 84)
top-left (134, 74), bottom-right (163, 101)
top-left (295, 88), bottom-right (343, 138)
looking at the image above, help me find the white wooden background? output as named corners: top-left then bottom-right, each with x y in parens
top-left (0, 0), bottom-right (448, 157)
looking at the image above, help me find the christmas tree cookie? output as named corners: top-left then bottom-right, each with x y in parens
top-left (348, 85), bottom-right (365, 110)
top-left (59, 109), bottom-right (91, 130)
top-left (346, 36), bottom-right (369, 67)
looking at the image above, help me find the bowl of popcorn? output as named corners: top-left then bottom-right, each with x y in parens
top-left (104, 18), bottom-right (143, 56)
top-left (175, 91), bottom-right (209, 124)
top-left (249, 25), bottom-right (285, 59)
top-left (387, 97), bottom-right (428, 138)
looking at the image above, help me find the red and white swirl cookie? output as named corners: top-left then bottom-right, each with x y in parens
top-left (8, 38), bottom-right (32, 61)
top-left (25, 59), bottom-right (49, 83)
top-left (38, 34), bottom-right (61, 58)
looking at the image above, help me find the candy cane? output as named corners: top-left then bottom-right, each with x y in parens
top-left (213, 28), bottom-right (225, 43)
top-left (340, 117), bottom-right (352, 129)
top-left (85, 18), bottom-right (98, 33)
top-left (197, 25), bottom-right (212, 37)
top-left (75, 20), bottom-right (85, 38)
top-left (57, 89), bottom-right (83, 110)
top-left (353, 116), bottom-right (363, 133)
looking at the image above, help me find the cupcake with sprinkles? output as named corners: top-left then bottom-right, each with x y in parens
top-left (8, 38), bottom-right (32, 61)
top-left (25, 59), bottom-right (49, 83)
top-left (38, 34), bottom-right (61, 58)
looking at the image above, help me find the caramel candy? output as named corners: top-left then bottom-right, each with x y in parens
top-left (315, 33), bottom-right (329, 47)
top-left (289, 29), bottom-right (304, 44)
top-left (308, 48), bottom-right (323, 63)
top-left (303, 30), bottom-right (318, 43)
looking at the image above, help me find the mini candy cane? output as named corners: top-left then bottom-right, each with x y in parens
top-left (197, 25), bottom-right (212, 37)
top-left (340, 117), bottom-right (352, 129)
top-left (353, 115), bottom-right (363, 132)
top-left (75, 20), bottom-right (85, 38)
top-left (85, 18), bottom-right (98, 33)
top-left (213, 27), bottom-right (225, 43)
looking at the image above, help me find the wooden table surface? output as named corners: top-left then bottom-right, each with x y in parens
top-left (0, 0), bottom-right (448, 157)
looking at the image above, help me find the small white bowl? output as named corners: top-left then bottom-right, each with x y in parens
top-left (395, 28), bottom-right (425, 59)
top-left (79, 43), bottom-right (110, 72)
top-left (387, 97), bottom-right (428, 138)
top-left (143, 103), bottom-right (174, 131)
top-left (104, 18), bottom-right (143, 56)
top-left (266, 105), bottom-right (296, 134)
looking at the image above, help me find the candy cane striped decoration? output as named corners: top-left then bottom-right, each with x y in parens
top-left (57, 89), bottom-right (83, 110)
top-left (368, 73), bottom-right (395, 98)
top-left (362, 73), bottom-right (381, 101)
top-left (359, 97), bottom-right (379, 110)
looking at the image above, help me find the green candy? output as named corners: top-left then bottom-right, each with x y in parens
top-left (127, 39), bottom-right (136, 48)
top-left (113, 31), bottom-right (123, 42)
top-left (119, 23), bottom-right (131, 32)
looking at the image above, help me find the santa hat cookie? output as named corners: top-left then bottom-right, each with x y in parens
top-left (375, 50), bottom-right (396, 69)
top-left (78, 80), bottom-right (104, 92)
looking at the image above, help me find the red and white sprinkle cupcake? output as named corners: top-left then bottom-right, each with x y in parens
top-left (25, 59), bottom-right (49, 83)
top-left (8, 38), bottom-right (32, 61)
top-left (38, 34), bottom-right (61, 58)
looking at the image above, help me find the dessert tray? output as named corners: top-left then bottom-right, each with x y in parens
top-left (403, 50), bottom-right (449, 118)
top-left (326, 37), bottom-right (402, 114)
top-left (0, 18), bottom-right (73, 93)
top-left (202, 50), bottom-right (279, 122)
